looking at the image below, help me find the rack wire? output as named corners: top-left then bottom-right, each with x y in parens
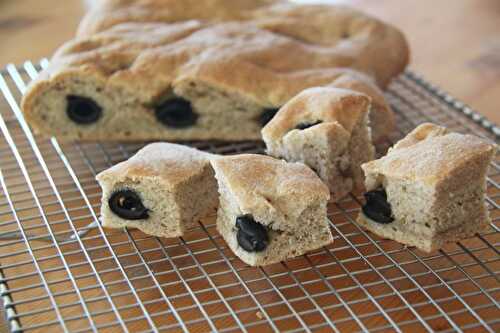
top-left (0, 60), bottom-right (498, 333)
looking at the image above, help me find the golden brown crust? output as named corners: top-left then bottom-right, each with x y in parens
top-left (362, 123), bottom-right (496, 186)
top-left (262, 87), bottom-right (370, 147)
top-left (96, 142), bottom-right (215, 189)
top-left (74, 1), bottom-right (410, 87)
top-left (210, 154), bottom-right (330, 219)
top-left (77, 0), bottom-right (282, 37)
top-left (390, 122), bottom-right (449, 150)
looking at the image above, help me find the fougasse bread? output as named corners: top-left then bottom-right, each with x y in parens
top-left (22, 0), bottom-right (408, 141)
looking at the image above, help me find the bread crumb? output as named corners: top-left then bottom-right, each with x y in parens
top-left (256, 311), bottom-right (264, 319)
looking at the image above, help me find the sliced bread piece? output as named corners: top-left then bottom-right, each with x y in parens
top-left (357, 123), bottom-right (496, 252)
top-left (211, 154), bottom-right (333, 266)
top-left (96, 143), bottom-right (218, 237)
top-left (262, 87), bottom-right (375, 201)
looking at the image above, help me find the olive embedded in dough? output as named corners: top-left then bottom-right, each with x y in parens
top-left (66, 95), bottom-right (102, 125)
top-left (362, 189), bottom-right (394, 224)
top-left (236, 214), bottom-right (269, 252)
top-left (109, 189), bottom-right (149, 220)
top-left (155, 97), bottom-right (199, 128)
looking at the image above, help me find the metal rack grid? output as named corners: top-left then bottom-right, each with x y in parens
top-left (0, 60), bottom-right (498, 333)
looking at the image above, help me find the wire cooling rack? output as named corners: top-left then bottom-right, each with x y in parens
top-left (0, 61), bottom-right (498, 333)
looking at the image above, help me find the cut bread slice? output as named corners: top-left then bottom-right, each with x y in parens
top-left (262, 87), bottom-right (375, 201)
top-left (96, 143), bottom-right (218, 237)
top-left (211, 154), bottom-right (333, 266)
top-left (357, 123), bottom-right (496, 252)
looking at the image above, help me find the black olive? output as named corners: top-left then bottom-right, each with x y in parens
top-left (109, 189), bottom-right (149, 220)
top-left (259, 108), bottom-right (279, 126)
top-left (155, 97), bottom-right (198, 128)
top-left (295, 120), bottom-right (323, 130)
top-left (66, 95), bottom-right (102, 124)
top-left (236, 214), bottom-right (269, 252)
top-left (362, 189), bottom-right (394, 224)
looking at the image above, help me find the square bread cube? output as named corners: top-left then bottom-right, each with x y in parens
top-left (262, 87), bottom-right (375, 201)
top-left (96, 143), bottom-right (218, 238)
top-left (211, 154), bottom-right (333, 266)
top-left (357, 123), bottom-right (496, 252)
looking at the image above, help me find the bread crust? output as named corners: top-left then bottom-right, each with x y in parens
top-left (211, 154), bottom-right (330, 223)
top-left (96, 142), bottom-right (216, 187)
top-left (362, 123), bottom-right (496, 187)
top-left (262, 88), bottom-right (370, 145)
top-left (22, 0), bottom-right (409, 141)
top-left (75, 0), bottom-right (409, 87)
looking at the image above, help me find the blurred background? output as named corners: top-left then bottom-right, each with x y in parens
top-left (0, 0), bottom-right (498, 122)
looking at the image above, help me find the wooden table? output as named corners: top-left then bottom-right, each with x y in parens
top-left (0, 0), bottom-right (499, 123)
top-left (0, 1), bottom-right (499, 332)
